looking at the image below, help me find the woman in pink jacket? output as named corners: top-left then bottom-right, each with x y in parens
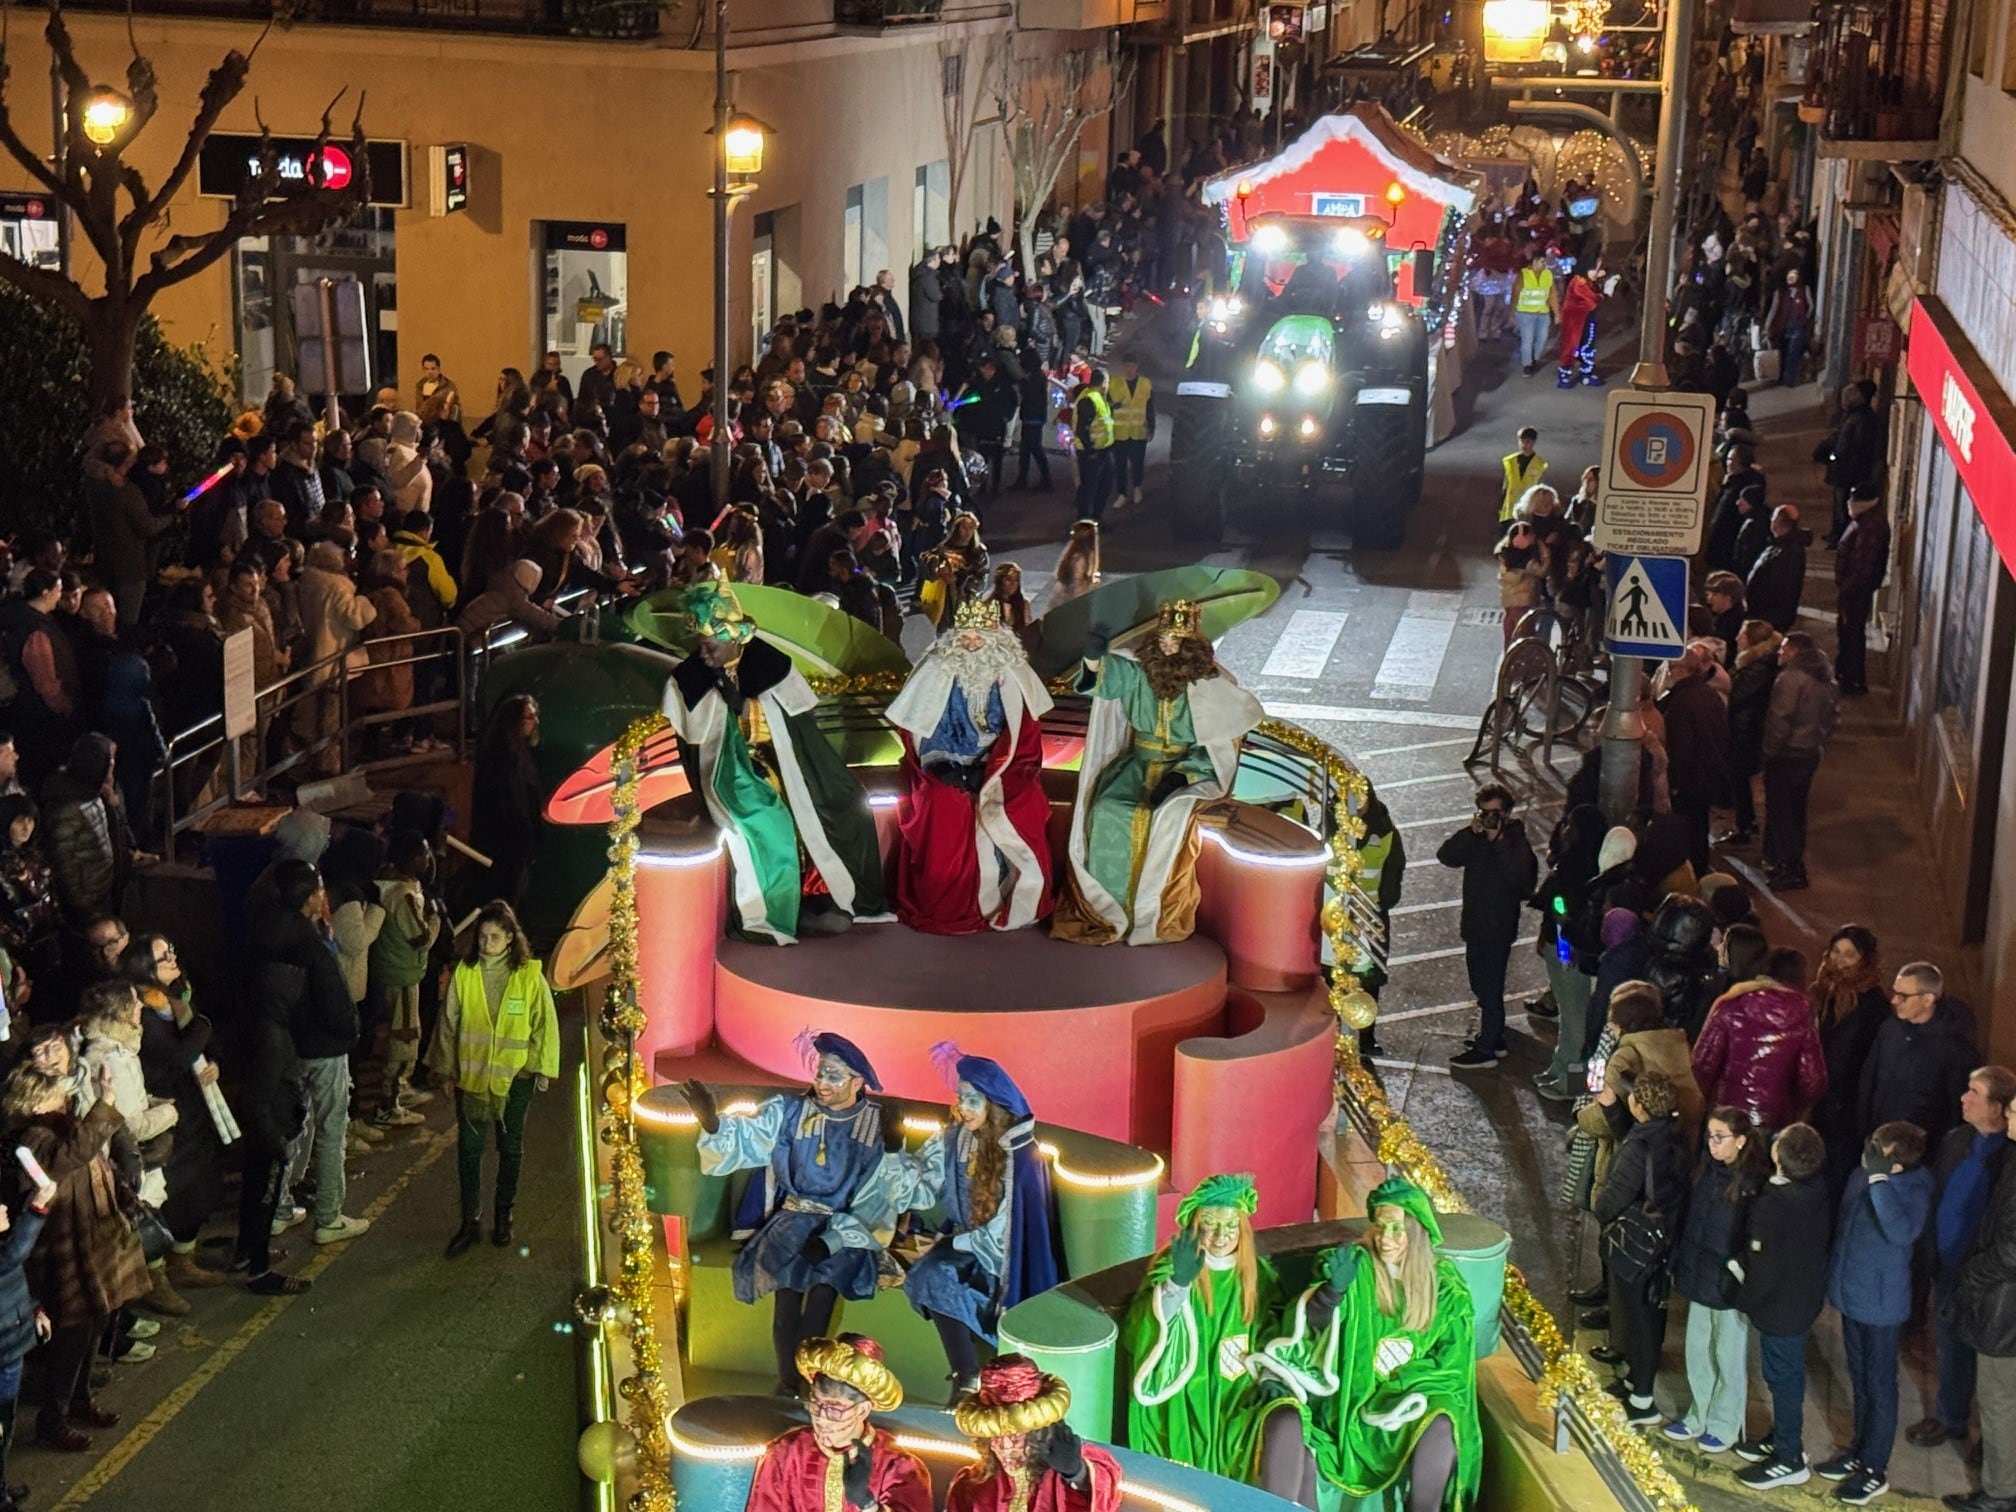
top-left (1690, 931), bottom-right (1828, 1133)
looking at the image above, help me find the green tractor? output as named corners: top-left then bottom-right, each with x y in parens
top-left (1170, 212), bottom-right (1431, 548)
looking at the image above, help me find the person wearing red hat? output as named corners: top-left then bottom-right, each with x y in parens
top-left (745, 1334), bottom-right (931, 1512)
top-left (948, 1355), bottom-right (1121, 1512)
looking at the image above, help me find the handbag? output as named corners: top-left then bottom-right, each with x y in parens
top-left (1751, 347), bottom-right (1781, 384)
top-left (1602, 1149), bottom-right (1673, 1286)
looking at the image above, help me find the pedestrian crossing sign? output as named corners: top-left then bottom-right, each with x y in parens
top-left (1604, 554), bottom-right (1689, 660)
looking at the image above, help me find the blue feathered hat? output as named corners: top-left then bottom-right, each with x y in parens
top-left (795, 1029), bottom-right (883, 1092)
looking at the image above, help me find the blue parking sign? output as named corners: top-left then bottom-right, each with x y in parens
top-left (1604, 555), bottom-right (1689, 660)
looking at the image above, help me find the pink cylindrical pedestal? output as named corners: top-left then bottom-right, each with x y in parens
top-left (1195, 803), bottom-right (1326, 992)
top-left (634, 818), bottom-right (728, 1069)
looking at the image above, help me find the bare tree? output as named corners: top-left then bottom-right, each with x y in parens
top-left (988, 33), bottom-right (1135, 273)
top-left (936, 41), bottom-right (979, 243)
top-left (0, 0), bottom-right (367, 411)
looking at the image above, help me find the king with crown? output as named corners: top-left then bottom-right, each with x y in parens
top-left (1054, 599), bottom-right (1263, 946)
top-left (884, 597), bottom-right (1056, 934)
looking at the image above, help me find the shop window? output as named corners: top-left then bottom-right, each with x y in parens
top-left (913, 160), bottom-right (950, 262)
top-left (541, 221), bottom-right (628, 372)
top-left (843, 177), bottom-right (888, 297)
top-left (1937, 492), bottom-right (1994, 747)
top-left (0, 203), bottom-right (60, 271)
top-left (231, 207), bottom-right (395, 406)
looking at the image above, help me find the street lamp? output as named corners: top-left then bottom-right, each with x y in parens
top-left (720, 114), bottom-right (769, 177)
top-left (1481, 0), bottom-right (1550, 62)
top-left (79, 85), bottom-right (132, 146)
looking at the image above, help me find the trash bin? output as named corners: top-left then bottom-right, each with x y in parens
top-left (997, 1288), bottom-right (1119, 1442)
top-left (1434, 1212), bottom-right (1511, 1357)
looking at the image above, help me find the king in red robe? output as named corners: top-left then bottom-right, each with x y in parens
top-left (744, 1334), bottom-right (932, 1512)
top-left (948, 1355), bottom-right (1123, 1512)
top-left (885, 599), bottom-right (1055, 934)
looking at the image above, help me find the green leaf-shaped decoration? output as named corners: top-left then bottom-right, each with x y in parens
top-left (1030, 566), bottom-right (1282, 679)
top-left (628, 584), bottom-right (911, 679)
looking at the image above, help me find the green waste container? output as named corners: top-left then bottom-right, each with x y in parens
top-left (1434, 1212), bottom-right (1511, 1358)
top-left (997, 1287), bottom-right (1119, 1443)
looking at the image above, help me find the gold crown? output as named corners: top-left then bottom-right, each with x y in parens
top-left (953, 598), bottom-right (1002, 631)
top-left (1157, 599), bottom-right (1202, 635)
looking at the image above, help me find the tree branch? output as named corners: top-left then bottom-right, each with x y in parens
top-left (0, 66), bottom-right (69, 201)
top-left (124, 48), bottom-right (252, 255)
top-left (0, 244), bottom-right (92, 320)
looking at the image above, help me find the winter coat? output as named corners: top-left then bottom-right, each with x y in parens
top-left (1604, 1027), bottom-right (1706, 1149)
top-left (1813, 988), bottom-right (1890, 1168)
top-left (330, 891), bottom-right (387, 1006)
top-left (1744, 526), bottom-right (1810, 631)
top-left (1925, 1124), bottom-right (2011, 1282)
top-left (1691, 980), bottom-right (1828, 1131)
top-left (1659, 668), bottom-right (1729, 804)
top-left (1496, 549), bottom-right (1547, 611)
top-left (909, 260), bottom-right (945, 344)
top-left (1954, 1157), bottom-right (2016, 1356)
top-left (297, 558), bottom-right (376, 690)
top-left (1827, 1164), bottom-right (1934, 1326)
top-left (1725, 632), bottom-right (1780, 777)
top-left (1737, 1173), bottom-right (1834, 1335)
top-left (456, 564), bottom-right (561, 641)
top-left (1857, 998), bottom-right (1980, 1153)
top-left (1641, 895), bottom-right (1721, 1039)
top-left (1763, 642), bottom-right (1839, 759)
top-left (1436, 819), bottom-right (1538, 946)
top-left (1732, 510), bottom-right (1772, 582)
top-left (251, 906), bottom-right (359, 1062)
top-left (40, 771), bottom-right (132, 922)
top-left (1594, 1114), bottom-right (1690, 1245)
top-left (237, 981), bottom-right (307, 1155)
top-left (357, 585), bottom-right (420, 713)
top-left (1705, 467), bottom-right (1766, 570)
top-left (1672, 1157), bottom-right (1762, 1309)
top-left (0, 1205), bottom-right (49, 1367)
top-left (85, 472), bottom-right (174, 591)
top-left (13, 1102), bottom-right (150, 1328)
top-left (1834, 502), bottom-right (1891, 599)
top-left (1824, 400), bottom-right (1882, 490)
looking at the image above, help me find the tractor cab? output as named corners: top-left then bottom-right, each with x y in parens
top-left (1232, 213), bottom-right (1398, 318)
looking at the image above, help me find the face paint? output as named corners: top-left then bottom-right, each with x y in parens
top-left (954, 1082), bottom-right (989, 1132)
top-left (812, 1055), bottom-right (862, 1109)
top-left (1192, 1205), bottom-right (1243, 1259)
top-left (1372, 1205), bottom-right (1409, 1267)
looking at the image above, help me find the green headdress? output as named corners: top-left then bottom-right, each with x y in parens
top-left (1366, 1176), bottom-right (1443, 1246)
top-left (684, 580), bottom-right (754, 644)
top-left (1175, 1172), bottom-right (1259, 1229)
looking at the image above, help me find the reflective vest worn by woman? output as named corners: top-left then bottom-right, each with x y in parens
top-left (1109, 375), bottom-right (1153, 441)
top-left (1515, 266), bottom-right (1554, 314)
top-left (436, 957), bottom-right (560, 1102)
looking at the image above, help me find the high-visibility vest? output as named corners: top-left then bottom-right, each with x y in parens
top-left (1109, 376), bottom-right (1153, 441)
top-left (1515, 266), bottom-right (1555, 314)
top-left (1501, 451), bottom-right (1547, 521)
top-left (1078, 388), bottom-right (1114, 451)
top-left (447, 958), bottom-right (557, 1098)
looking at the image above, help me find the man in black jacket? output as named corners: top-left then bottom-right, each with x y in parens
top-left (1744, 505), bottom-right (1810, 632)
top-left (255, 860), bottom-right (371, 1249)
top-left (1859, 962), bottom-right (1979, 1156)
top-left (1704, 445), bottom-right (1766, 572)
top-left (1735, 1123), bottom-right (1834, 1487)
top-left (235, 912), bottom-right (314, 1297)
top-left (1439, 783), bottom-right (1538, 1070)
top-left (1951, 1095), bottom-right (2016, 1512)
top-left (1658, 645), bottom-right (1729, 872)
top-left (1823, 381), bottom-right (1882, 546)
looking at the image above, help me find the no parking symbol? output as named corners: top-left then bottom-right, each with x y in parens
top-left (1592, 390), bottom-right (1717, 557)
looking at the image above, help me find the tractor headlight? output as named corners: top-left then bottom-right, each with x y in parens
top-left (1293, 362), bottom-right (1330, 396)
top-left (1209, 295), bottom-right (1243, 324)
top-left (1334, 228), bottom-right (1370, 257)
top-left (1253, 360), bottom-right (1287, 394)
top-left (1258, 414), bottom-right (1278, 439)
top-left (1252, 225), bottom-right (1291, 256)
top-left (1299, 416), bottom-right (1320, 439)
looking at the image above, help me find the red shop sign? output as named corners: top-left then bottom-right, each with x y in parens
top-left (1908, 295), bottom-right (2016, 569)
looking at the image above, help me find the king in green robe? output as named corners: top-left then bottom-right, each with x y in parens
top-left (1122, 1173), bottom-right (1282, 1482)
top-left (1251, 1179), bottom-right (1483, 1511)
top-left (660, 582), bottom-right (888, 944)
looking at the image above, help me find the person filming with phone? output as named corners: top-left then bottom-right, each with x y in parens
top-left (1439, 783), bottom-right (1538, 1071)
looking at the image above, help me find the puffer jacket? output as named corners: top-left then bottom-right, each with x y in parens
top-left (1642, 895), bottom-right (1720, 1039)
top-left (1691, 979), bottom-right (1829, 1131)
top-left (1725, 630), bottom-right (1780, 776)
top-left (1671, 1156), bottom-right (1762, 1309)
top-left (1764, 642), bottom-right (1840, 758)
top-left (1828, 1163), bottom-right (1934, 1326)
top-left (296, 551), bottom-right (376, 689)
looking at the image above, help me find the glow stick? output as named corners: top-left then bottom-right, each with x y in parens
top-left (14, 1147), bottom-right (50, 1189)
top-left (182, 464), bottom-right (235, 505)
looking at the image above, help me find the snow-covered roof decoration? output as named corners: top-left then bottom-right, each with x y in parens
top-left (1202, 105), bottom-right (1482, 216)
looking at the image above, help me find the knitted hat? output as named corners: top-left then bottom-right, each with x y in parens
top-left (390, 411), bottom-right (422, 446)
top-left (1601, 907), bottom-right (1640, 949)
top-left (953, 1356), bottom-right (1071, 1439)
top-left (797, 1334), bottom-right (902, 1411)
top-left (1175, 1173), bottom-right (1258, 1229)
top-left (274, 807), bottom-right (332, 865)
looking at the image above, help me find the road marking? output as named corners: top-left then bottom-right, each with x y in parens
top-left (1263, 701), bottom-right (1478, 731)
top-left (1388, 935), bottom-right (1539, 966)
top-left (1370, 592), bottom-right (1464, 702)
top-left (1374, 999), bottom-right (1474, 1024)
top-left (1390, 899), bottom-right (1459, 916)
top-left (1371, 1056), bottom-right (1453, 1077)
top-left (1260, 610), bottom-right (1349, 680)
top-left (49, 1129), bottom-right (458, 1511)
top-left (1359, 736), bottom-right (1477, 758)
top-left (1375, 771), bottom-right (1474, 790)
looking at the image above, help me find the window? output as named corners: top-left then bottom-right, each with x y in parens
top-left (913, 160), bottom-right (950, 262)
top-left (943, 50), bottom-right (964, 98)
top-left (843, 177), bottom-right (888, 296)
top-left (1937, 492), bottom-right (1994, 745)
top-left (540, 221), bottom-right (628, 376)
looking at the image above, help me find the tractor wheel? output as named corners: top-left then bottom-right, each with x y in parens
top-left (1170, 399), bottom-right (1230, 541)
top-left (1350, 399), bottom-right (1425, 550)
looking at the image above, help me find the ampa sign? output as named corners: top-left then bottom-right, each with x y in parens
top-left (1908, 295), bottom-right (2016, 568)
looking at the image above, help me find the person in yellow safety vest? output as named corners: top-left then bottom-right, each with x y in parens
top-left (1500, 425), bottom-right (1547, 523)
top-left (1071, 368), bottom-right (1118, 522)
top-left (1108, 357), bottom-right (1156, 508)
top-left (1513, 245), bottom-right (1561, 377)
top-left (430, 899), bottom-right (561, 1258)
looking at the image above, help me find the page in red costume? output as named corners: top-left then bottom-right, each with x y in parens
top-left (944, 1442), bottom-right (1124, 1512)
top-left (742, 1427), bottom-right (934, 1512)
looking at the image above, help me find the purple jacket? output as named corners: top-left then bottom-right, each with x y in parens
top-left (1691, 980), bottom-right (1829, 1130)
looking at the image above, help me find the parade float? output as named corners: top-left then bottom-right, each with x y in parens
top-left (545, 576), bottom-right (1696, 1512)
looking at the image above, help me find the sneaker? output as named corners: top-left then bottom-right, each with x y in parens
top-left (397, 1087), bottom-right (436, 1109)
top-left (271, 1205), bottom-right (308, 1237)
top-left (1836, 1470), bottom-right (1888, 1505)
top-left (1623, 1399), bottom-right (1660, 1428)
top-left (345, 1129), bottom-right (376, 1157)
top-left (1536, 1079), bottom-right (1578, 1105)
top-left (246, 1270), bottom-right (312, 1296)
top-left (1737, 1457), bottom-right (1810, 1489)
top-left (1661, 1421), bottom-right (1698, 1443)
top-left (1733, 1438), bottom-right (1776, 1464)
top-left (110, 1339), bottom-right (154, 1363)
top-left (349, 1119), bottom-right (386, 1145)
top-left (1698, 1434), bottom-right (1731, 1454)
top-left (374, 1104), bottom-right (425, 1128)
top-left (1463, 1036), bottom-right (1511, 1060)
top-left (1816, 1455), bottom-right (1863, 1482)
top-left (313, 1214), bottom-right (371, 1245)
top-left (125, 1317), bottom-right (161, 1341)
top-left (1449, 1046), bottom-right (1500, 1071)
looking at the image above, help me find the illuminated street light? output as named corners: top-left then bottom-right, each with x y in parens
top-left (1482, 0), bottom-right (1550, 61)
top-left (718, 112), bottom-right (772, 177)
top-left (79, 86), bottom-right (132, 146)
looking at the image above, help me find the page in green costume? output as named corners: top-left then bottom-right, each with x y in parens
top-left (1121, 1251), bottom-right (1283, 1482)
top-left (712, 719), bottom-right (803, 941)
top-left (777, 708), bottom-right (888, 916)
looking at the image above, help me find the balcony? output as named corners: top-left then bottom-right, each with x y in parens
top-left (64, 0), bottom-right (660, 39)
top-left (1801, 0), bottom-right (1947, 156)
top-left (834, 0), bottom-right (943, 25)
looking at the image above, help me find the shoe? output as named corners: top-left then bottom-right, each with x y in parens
top-left (1737, 1457), bottom-right (1811, 1489)
top-left (1557, 371), bottom-right (1576, 388)
top-left (445, 1221), bottom-right (483, 1260)
top-left (166, 1249), bottom-right (228, 1289)
top-left (271, 1205), bottom-right (307, 1237)
top-left (1623, 1400), bottom-right (1660, 1427)
top-left (1733, 1438), bottom-right (1777, 1464)
top-left (345, 1130), bottom-right (376, 1157)
top-left (1523, 362), bottom-right (1539, 376)
top-left (398, 1087), bottom-right (435, 1109)
top-left (1816, 1454), bottom-right (1862, 1482)
top-left (1584, 374), bottom-right (1607, 387)
top-left (492, 1209), bottom-right (515, 1247)
top-left (109, 1339), bottom-right (155, 1363)
top-left (1569, 1280), bottom-right (1606, 1305)
top-left (67, 1401), bottom-right (118, 1429)
top-left (1946, 1494), bottom-right (2016, 1512)
top-left (1712, 828), bottom-right (1755, 847)
top-left (88, 1366), bottom-right (110, 1392)
top-left (35, 1421), bottom-right (91, 1453)
top-left (1536, 1078), bottom-right (1578, 1105)
top-left (125, 1317), bottom-right (161, 1340)
top-left (1462, 1036), bottom-right (1511, 1060)
top-left (1604, 1379), bottom-right (1631, 1400)
top-left (374, 1104), bottom-right (425, 1128)
top-left (1578, 1308), bottom-right (1611, 1331)
top-left (1836, 1470), bottom-right (1888, 1505)
top-left (1908, 1420), bottom-right (1956, 1446)
top-left (1661, 1421), bottom-right (1698, 1443)
top-left (137, 1263), bottom-right (190, 1317)
top-left (246, 1270), bottom-right (312, 1295)
top-left (1449, 1046), bottom-right (1500, 1071)
top-left (313, 1214), bottom-right (371, 1244)
top-left (1589, 1344), bottom-right (1625, 1365)
top-left (1525, 995), bottom-right (1560, 1020)
top-left (1699, 1434), bottom-right (1731, 1454)
top-left (349, 1118), bottom-right (386, 1145)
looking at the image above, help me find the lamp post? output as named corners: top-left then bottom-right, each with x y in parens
top-left (708, 0), bottom-right (770, 516)
top-left (48, 79), bottom-right (133, 275)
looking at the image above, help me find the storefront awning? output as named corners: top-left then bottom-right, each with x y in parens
top-left (1731, 0), bottom-right (1815, 33)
